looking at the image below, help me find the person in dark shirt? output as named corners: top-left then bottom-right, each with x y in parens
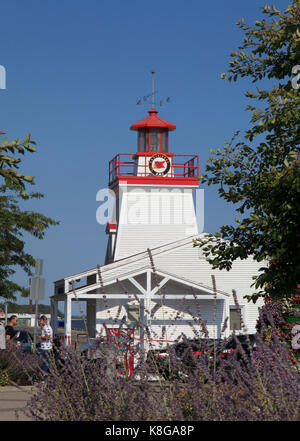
top-left (5, 315), bottom-right (20, 341)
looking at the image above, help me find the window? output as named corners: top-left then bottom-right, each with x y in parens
top-left (138, 129), bottom-right (169, 153)
top-left (162, 131), bottom-right (168, 152)
top-left (150, 128), bottom-right (161, 151)
top-left (230, 307), bottom-right (241, 331)
top-left (127, 305), bottom-right (140, 328)
top-left (139, 131), bottom-right (147, 152)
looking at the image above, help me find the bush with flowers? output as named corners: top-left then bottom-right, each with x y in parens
top-left (257, 287), bottom-right (300, 364)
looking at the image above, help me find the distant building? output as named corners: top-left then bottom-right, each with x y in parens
top-left (0, 313), bottom-right (51, 327)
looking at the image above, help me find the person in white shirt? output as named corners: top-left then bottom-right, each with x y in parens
top-left (38, 315), bottom-right (53, 372)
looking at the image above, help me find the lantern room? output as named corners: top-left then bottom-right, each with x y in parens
top-left (130, 109), bottom-right (176, 154)
top-left (108, 108), bottom-right (199, 187)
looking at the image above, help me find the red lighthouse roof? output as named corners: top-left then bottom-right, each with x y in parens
top-left (130, 109), bottom-right (176, 131)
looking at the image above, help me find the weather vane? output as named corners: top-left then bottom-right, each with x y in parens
top-left (136, 70), bottom-right (171, 108)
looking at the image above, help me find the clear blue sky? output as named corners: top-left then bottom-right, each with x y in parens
top-left (0, 0), bottom-right (289, 313)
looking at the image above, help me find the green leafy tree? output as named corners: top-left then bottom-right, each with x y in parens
top-left (0, 132), bottom-right (58, 300)
top-left (194, 2), bottom-right (300, 302)
top-left (0, 131), bottom-right (36, 195)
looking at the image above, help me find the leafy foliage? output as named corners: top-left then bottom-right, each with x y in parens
top-left (0, 132), bottom-right (36, 196)
top-left (0, 302), bottom-right (64, 316)
top-left (194, 1), bottom-right (300, 301)
top-left (0, 131), bottom-right (58, 301)
top-left (257, 292), bottom-right (300, 361)
top-left (0, 185), bottom-right (58, 300)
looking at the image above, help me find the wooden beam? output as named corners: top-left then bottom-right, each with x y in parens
top-left (128, 277), bottom-right (147, 296)
top-left (68, 293), bottom-right (225, 300)
top-left (150, 276), bottom-right (169, 296)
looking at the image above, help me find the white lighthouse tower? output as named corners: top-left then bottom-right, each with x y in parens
top-left (105, 107), bottom-right (200, 263)
top-left (52, 78), bottom-right (265, 351)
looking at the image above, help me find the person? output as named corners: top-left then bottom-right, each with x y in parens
top-left (5, 315), bottom-right (20, 341)
top-left (38, 315), bottom-right (53, 373)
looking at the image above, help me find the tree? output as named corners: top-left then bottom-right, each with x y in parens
top-left (0, 132), bottom-right (58, 300)
top-left (0, 131), bottom-right (36, 195)
top-left (1, 302), bottom-right (64, 316)
top-left (194, 2), bottom-right (300, 302)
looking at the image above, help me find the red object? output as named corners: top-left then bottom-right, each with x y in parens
top-left (107, 222), bottom-right (117, 229)
top-left (154, 160), bottom-right (165, 169)
top-left (221, 348), bottom-right (235, 359)
top-left (117, 176), bottom-right (199, 187)
top-left (106, 328), bottom-right (134, 376)
top-left (131, 109), bottom-right (175, 153)
top-left (130, 109), bottom-right (176, 131)
top-left (109, 153), bottom-right (199, 186)
top-left (106, 222), bottom-right (117, 234)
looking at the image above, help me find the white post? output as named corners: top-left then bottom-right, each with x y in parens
top-left (143, 271), bottom-right (152, 354)
top-left (224, 298), bottom-right (230, 338)
top-left (64, 295), bottom-right (72, 348)
top-left (53, 300), bottom-right (58, 336)
top-left (0, 321), bottom-right (5, 349)
top-left (4, 301), bottom-right (8, 326)
top-left (50, 299), bottom-right (54, 330)
top-left (33, 298), bottom-right (39, 351)
top-left (140, 300), bottom-right (145, 353)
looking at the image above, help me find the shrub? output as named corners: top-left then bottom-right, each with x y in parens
top-left (0, 341), bottom-right (40, 386)
top-left (0, 369), bottom-right (9, 386)
top-left (24, 308), bottom-right (300, 421)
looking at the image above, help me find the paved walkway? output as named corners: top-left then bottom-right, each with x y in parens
top-left (0, 385), bottom-right (35, 421)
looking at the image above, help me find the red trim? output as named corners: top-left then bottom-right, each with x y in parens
top-left (109, 153), bottom-right (199, 186)
top-left (133, 152), bottom-right (175, 158)
top-left (111, 176), bottom-right (199, 187)
top-left (106, 222), bottom-right (117, 233)
top-left (130, 109), bottom-right (176, 131)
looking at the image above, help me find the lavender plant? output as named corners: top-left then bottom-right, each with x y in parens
top-left (25, 255), bottom-right (300, 421)
top-left (0, 341), bottom-right (40, 386)
top-left (22, 288), bottom-right (300, 421)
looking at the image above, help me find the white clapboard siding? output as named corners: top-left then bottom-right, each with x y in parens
top-left (114, 185), bottom-right (198, 260)
top-left (95, 298), bottom-right (224, 348)
top-left (152, 240), bottom-right (265, 333)
top-left (59, 232), bottom-right (265, 339)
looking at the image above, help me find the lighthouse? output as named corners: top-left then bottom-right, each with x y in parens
top-left (105, 107), bottom-right (200, 263)
top-left (51, 79), bottom-right (265, 349)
